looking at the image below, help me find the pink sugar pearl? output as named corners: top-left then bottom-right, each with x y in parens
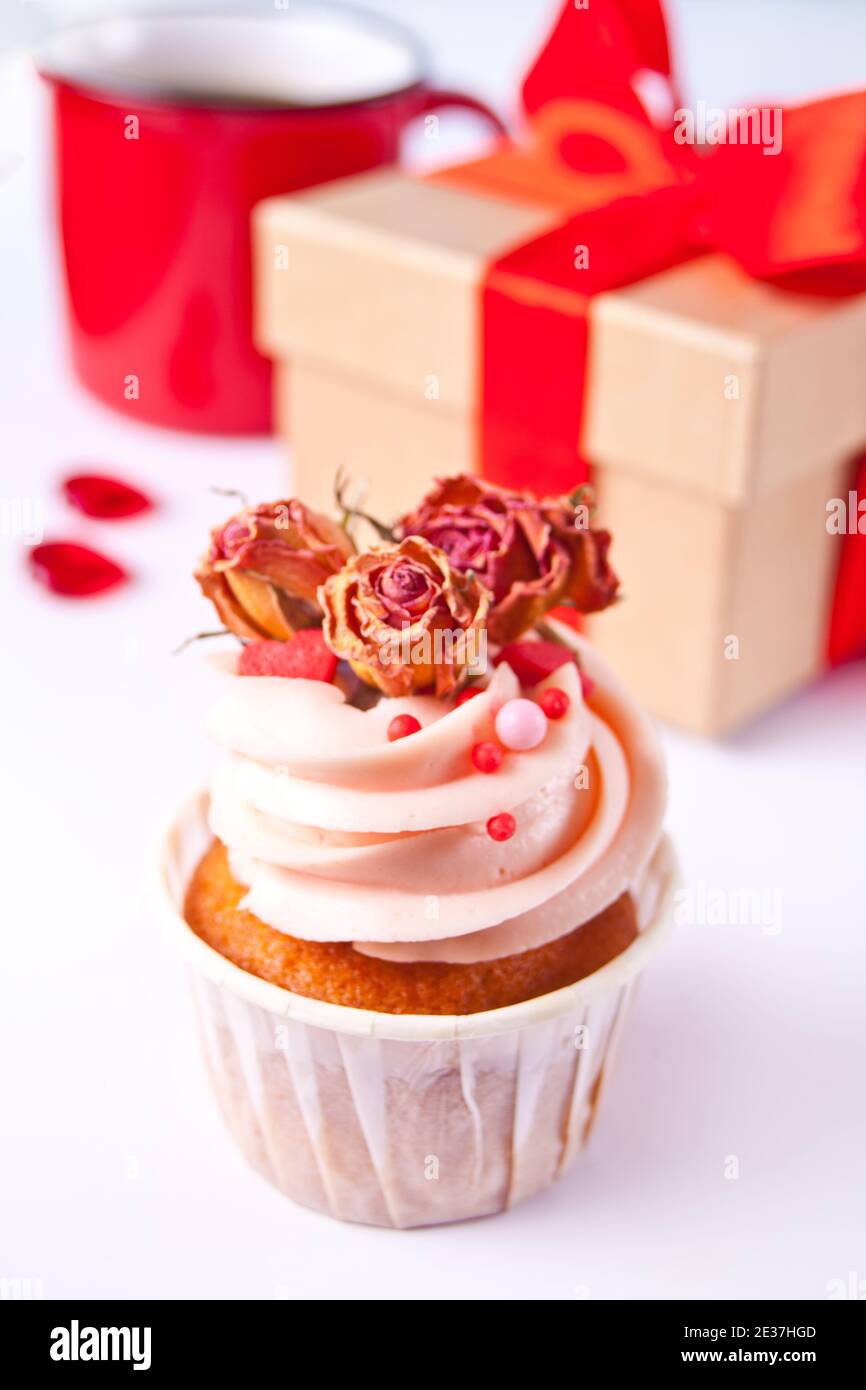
top-left (494, 697), bottom-right (548, 751)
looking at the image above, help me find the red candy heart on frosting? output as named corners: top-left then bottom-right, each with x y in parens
top-left (494, 640), bottom-right (593, 699)
top-left (494, 640), bottom-right (575, 686)
top-left (238, 629), bottom-right (337, 682)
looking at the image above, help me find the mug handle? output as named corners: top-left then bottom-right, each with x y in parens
top-left (411, 86), bottom-right (509, 140)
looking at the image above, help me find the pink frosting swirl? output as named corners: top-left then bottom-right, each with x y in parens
top-left (205, 626), bottom-right (666, 963)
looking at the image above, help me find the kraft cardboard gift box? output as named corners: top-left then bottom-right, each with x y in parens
top-left (251, 170), bottom-right (866, 736)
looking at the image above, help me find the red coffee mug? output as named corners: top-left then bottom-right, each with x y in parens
top-left (37, 4), bottom-right (505, 434)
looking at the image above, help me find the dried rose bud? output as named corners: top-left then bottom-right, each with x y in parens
top-left (398, 475), bottom-right (619, 644)
top-left (195, 500), bottom-right (354, 641)
top-left (319, 536), bottom-right (490, 697)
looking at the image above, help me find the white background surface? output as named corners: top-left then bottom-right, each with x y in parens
top-left (1, 0), bottom-right (865, 1301)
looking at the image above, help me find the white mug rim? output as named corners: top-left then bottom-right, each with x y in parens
top-left (35, 1), bottom-right (431, 114)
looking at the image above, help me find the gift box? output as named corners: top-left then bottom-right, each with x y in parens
top-left (251, 0), bottom-right (866, 735)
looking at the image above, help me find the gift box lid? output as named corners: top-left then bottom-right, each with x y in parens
top-left (253, 169), bottom-right (866, 505)
top-left (254, 171), bottom-right (552, 415)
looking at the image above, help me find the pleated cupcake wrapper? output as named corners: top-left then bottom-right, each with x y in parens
top-left (158, 793), bottom-right (676, 1228)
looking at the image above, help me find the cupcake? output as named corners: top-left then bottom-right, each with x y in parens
top-left (159, 477), bottom-right (673, 1227)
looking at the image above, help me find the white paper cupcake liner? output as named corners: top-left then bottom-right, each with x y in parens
top-left (157, 792), bottom-right (676, 1228)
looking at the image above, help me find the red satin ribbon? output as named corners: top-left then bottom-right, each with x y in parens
top-left (482, 184), bottom-right (700, 493)
top-left (477, 0), bottom-right (866, 665)
top-left (827, 456), bottom-right (866, 666)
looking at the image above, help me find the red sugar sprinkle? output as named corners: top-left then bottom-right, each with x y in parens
top-left (471, 741), bottom-right (503, 774)
top-left (455, 686), bottom-right (484, 705)
top-left (539, 687), bottom-right (570, 720)
top-left (487, 812), bottom-right (516, 842)
top-left (388, 714), bottom-right (422, 742)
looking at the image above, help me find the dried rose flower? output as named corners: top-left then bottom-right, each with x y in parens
top-left (195, 500), bottom-right (354, 641)
top-left (397, 475), bottom-right (619, 644)
top-left (319, 536), bottom-right (490, 697)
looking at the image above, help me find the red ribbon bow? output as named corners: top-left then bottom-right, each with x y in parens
top-left (463, 0), bottom-right (866, 665)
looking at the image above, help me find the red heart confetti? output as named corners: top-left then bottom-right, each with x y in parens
top-left (29, 542), bottom-right (128, 597)
top-left (62, 473), bottom-right (153, 520)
